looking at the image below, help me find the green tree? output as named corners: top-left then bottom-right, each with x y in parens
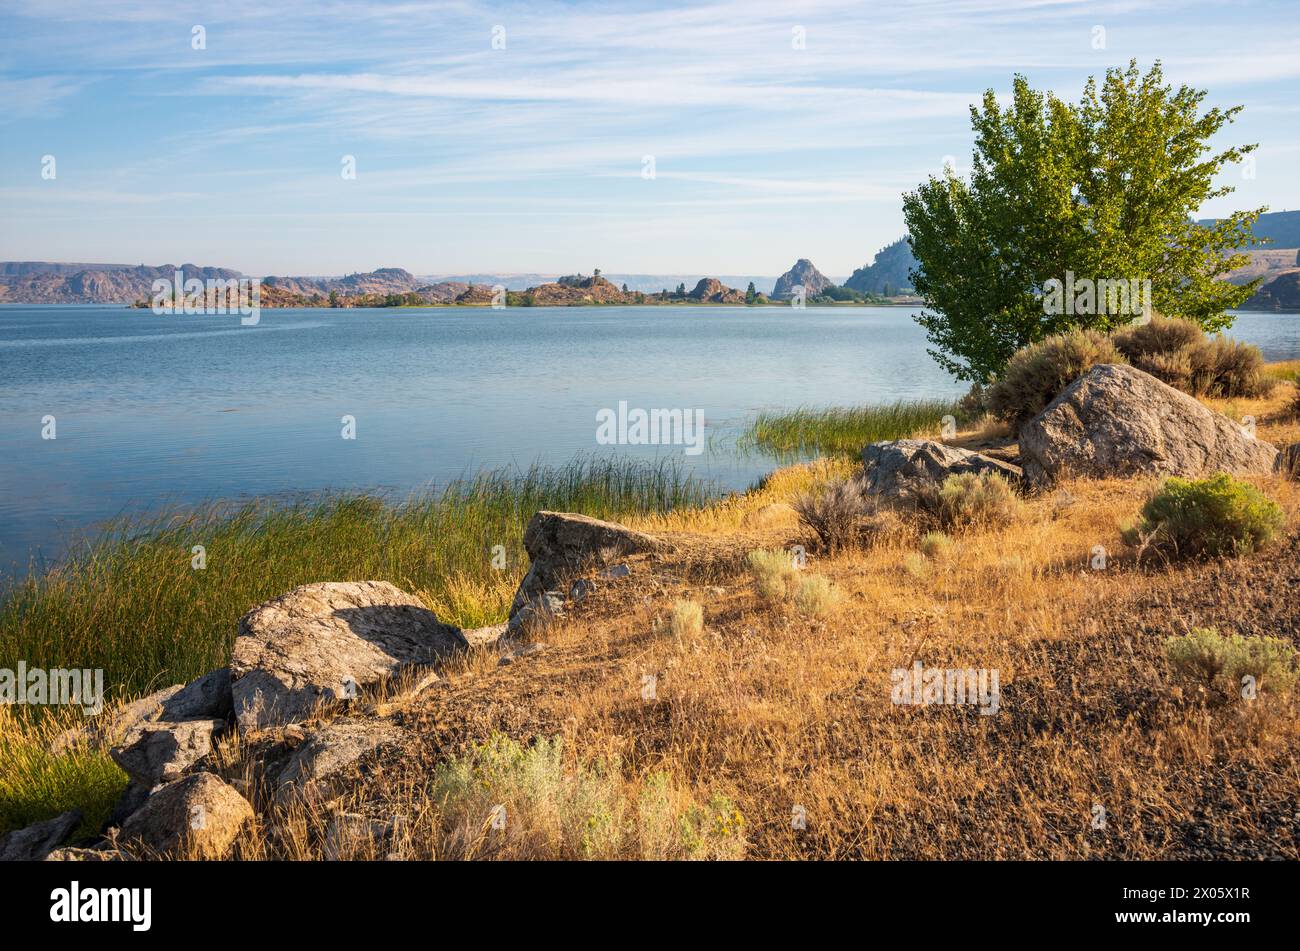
top-left (903, 60), bottom-right (1264, 383)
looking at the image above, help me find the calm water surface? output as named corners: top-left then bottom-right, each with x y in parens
top-left (2, 304), bottom-right (1297, 573)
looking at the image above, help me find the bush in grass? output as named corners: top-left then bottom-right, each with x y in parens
top-left (1111, 315), bottom-right (1272, 398)
top-left (1123, 473), bottom-right (1284, 560)
top-left (429, 733), bottom-right (746, 860)
top-left (676, 793), bottom-right (747, 860)
top-left (745, 548), bottom-right (801, 601)
top-left (793, 478), bottom-right (871, 553)
top-left (669, 599), bottom-right (704, 638)
top-left (919, 531), bottom-right (952, 558)
top-left (1166, 628), bottom-right (1298, 698)
top-left (986, 329), bottom-right (1126, 428)
top-left (913, 472), bottom-right (1022, 530)
top-left (793, 574), bottom-right (841, 618)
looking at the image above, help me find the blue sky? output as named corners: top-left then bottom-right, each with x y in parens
top-left (1, 0), bottom-right (1298, 277)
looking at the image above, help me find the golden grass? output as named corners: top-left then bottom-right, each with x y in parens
top-left (14, 380), bottom-right (1300, 859)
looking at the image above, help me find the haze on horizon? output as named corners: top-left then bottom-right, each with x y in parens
top-left (1, 0), bottom-right (1298, 278)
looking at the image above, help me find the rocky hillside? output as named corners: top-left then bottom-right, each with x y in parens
top-left (261, 268), bottom-right (424, 297)
top-left (771, 259), bottom-right (833, 300)
top-left (0, 263), bottom-right (244, 304)
top-left (528, 275), bottom-right (631, 305)
top-left (1241, 271), bottom-right (1300, 311)
top-left (1200, 209), bottom-right (1300, 249)
top-left (844, 237), bottom-right (918, 295)
top-left (687, 278), bottom-right (746, 304)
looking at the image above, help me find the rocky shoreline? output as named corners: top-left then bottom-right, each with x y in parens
top-left (3, 362), bottom-right (1296, 861)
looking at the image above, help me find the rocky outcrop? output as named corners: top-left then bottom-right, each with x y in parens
top-left (118, 773), bottom-right (253, 859)
top-left (771, 259), bottom-right (833, 300)
top-left (529, 275), bottom-right (630, 305)
top-left (1019, 364), bottom-right (1278, 487)
top-left (231, 581), bottom-right (472, 730)
top-left (50, 667), bottom-right (232, 754)
top-left (844, 237), bottom-right (917, 295)
top-left (862, 439), bottom-right (1023, 501)
top-left (277, 720), bottom-right (405, 803)
top-left (687, 278), bottom-right (745, 304)
top-left (509, 512), bottom-right (663, 630)
top-left (0, 810), bottom-right (82, 861)
top-left (110, 719), bottom-right (224, 786)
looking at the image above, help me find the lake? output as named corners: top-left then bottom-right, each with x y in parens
top-left (2, 304), bottom-right (1298, 573)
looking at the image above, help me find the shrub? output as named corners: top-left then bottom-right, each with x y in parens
top-left (958, 383), bottom-right (988, 419)
top-left (919, 531), bottom-right (952, 557)
top-left (429, 733), bottom-right (747, 860)
top-left (1111, 315), bottom-right (1272, 398)
top-left (1124, 474), bottom-right (1284, 560)
top-left (669, 599), bottom-right (704, 638)
top-left (913, 472), bottom-right (1022, 530)
top-left (676, 793), bottom-right (747, 860)
top-left (793, 574), bottom-right (841, 618)
top-left (745, 548), bottom-right (801, 601)
top-left (794, 478), bottom-right (870, 553)
top-left (1166, 628), bottom-right (1298, 697)
top-left (901, 552), bottom-right (928, 579)
top-left (987, 329), bottom-right (1126, 428)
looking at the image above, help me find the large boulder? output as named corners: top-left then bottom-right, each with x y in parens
top-left (1019, 364), bottom-right (1278, 487)
top-left (0, 810), bottom-right (81, 862)
top-left (862, 439), bottom-right (1023, 502)
top-left (277, 720), bottom-right (405, 804)
top-left (118, 773), bottom-right (252, 859)
top-left (231, 582), bottom-right (470, 730)
top-left (509, 512), bottom-right (663, 630)
top-left (109, 719), bottom-right (224, 786)
top-left (49, 668), bottom-right (232, 755)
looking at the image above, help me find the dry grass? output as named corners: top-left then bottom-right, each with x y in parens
top-left (23, 372), bottom-right (1300, 860)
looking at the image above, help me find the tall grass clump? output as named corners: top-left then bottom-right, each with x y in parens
top-left (740, 399), bottom-right (960, 457)
top-left (1123, 474), bottom-right (1284, 560)
top-left (0, 456), bottom-right (715, 710)
top-left (987, 329), bottom-right (1126, 428)
top-left (0, 705), bottom-right (127, 842)
top-left (669, 599), bottom-right (704, 639)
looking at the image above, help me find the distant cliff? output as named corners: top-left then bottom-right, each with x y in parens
top-left (771, 259), bottom-right (833, 300)
top-left (0, 263), bottom-right (243, 304)
top-left (844, 237), bottom-right (918, 295)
